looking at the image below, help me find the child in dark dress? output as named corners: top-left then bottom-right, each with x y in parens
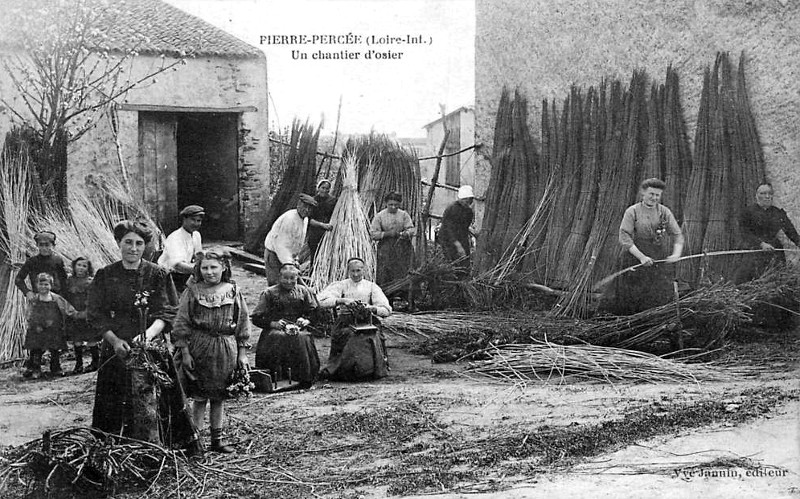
top-left (64, 256), bottom-right (98, 373)
top-left (23, 273), bottom-right (78, 379)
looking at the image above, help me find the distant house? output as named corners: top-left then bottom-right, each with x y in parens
top-left (0, 0), bottom-right (269, 241)
top-left (421, 107), bottom-right (482, 230)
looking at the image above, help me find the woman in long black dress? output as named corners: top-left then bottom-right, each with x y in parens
top-left (307, 179), bottom-right (337, 268)
top-left (88, 221), bottom-right (201, 452)
top-left (251, 263), bottom-right (320, 387)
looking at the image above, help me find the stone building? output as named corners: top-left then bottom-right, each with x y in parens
top-left (0, 0), bottom-right (269, 241)
top-left (420, 107), bottom-right (484, 239)
top-left (475, 0), bottom-right (800, 224)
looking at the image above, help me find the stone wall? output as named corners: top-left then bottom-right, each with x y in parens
top-left (476, 0), bottom-right (800, 223)
top-left (0, 52), bottom-right (269, 238)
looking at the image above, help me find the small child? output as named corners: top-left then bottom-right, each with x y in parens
top-left (64, 256), bottom-right (98, 374)
top-left (23, 273), bottom-right (78, 379)
top-left (15, 231), bottom-right (69, 299)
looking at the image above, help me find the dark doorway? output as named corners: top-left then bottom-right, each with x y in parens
top-left (176, 113), bottom-right (240, 241)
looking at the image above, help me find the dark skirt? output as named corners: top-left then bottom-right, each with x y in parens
top-left (67, 318), bottom-right (96, 343)
top-left (92, 341), bottom-right (202, 452)
top-left (601, 239), bottom-right (674, 316)
top-left (376, 237), bottom-right (413, 287)
top-left (255, 329), bottom-right (320, 385)
top-left (322, 315), bottom-right (387, 378)
top-left (184, 330), bottom-right (237, 400)
top-left (25, 301), bottom-right (67, 350)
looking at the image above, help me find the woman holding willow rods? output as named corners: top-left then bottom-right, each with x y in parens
top-left (88, 220), bottom-right (201, 452)
top-left (604, 178), bottom-right (684, 315)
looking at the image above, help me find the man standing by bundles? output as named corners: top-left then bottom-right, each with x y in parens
top-left (263, 194), bottom-right (318, 286)
top-left (158, 205), bottom-right (204, 294)
top-left (438, 185), bottom-right (475, 277)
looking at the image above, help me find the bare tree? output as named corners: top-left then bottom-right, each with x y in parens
top-left (1, 0), bottom-right (191, 204)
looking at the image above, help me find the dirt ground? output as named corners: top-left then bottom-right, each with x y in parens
top-left (1, 263), bottom-right (799, 498)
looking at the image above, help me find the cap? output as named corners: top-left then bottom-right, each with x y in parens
top-left (457, 185), bottom-right (474, 199)
top-left (180, 205), bottom-right (205, 217)
top-left (317, 179), bottom-right (332, 189)
top-left (298, 193), bottom-right (318, 207)
top-left (34, 231), bottom-right (56, 244)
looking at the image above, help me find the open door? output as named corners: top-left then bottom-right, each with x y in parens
top-left (177, 113), bottom-right (240, 241)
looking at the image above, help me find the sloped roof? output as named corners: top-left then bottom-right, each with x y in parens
top-left (0, 0), bottom-right (263, 59)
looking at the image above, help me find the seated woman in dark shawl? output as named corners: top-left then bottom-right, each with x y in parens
top-left (88, 221), bottom-right (201, 453)
top-left (251, 263), bottom-right (320, 387)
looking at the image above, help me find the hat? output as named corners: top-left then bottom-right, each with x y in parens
top-left (298, 193), bottom-right (318, 207)
top-left (317, 179), bottom-right (332, 189)
top-left (34, 231), bottom-right (56, 244)
top-left (180, 205), bottom-right (205, 217)
top-left (457, 185), bottom-right (474, 199)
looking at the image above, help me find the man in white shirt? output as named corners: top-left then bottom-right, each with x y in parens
top-left (263, 194), bottom-right (318, 285)
top-left (158, 205), bottom-right (204, 292)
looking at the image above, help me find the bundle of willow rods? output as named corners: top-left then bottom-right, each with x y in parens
top-left (679, 51), bottom-right (766, 285)
top-left (311, 155), bottom-right (375, 290)
top-left (245, 119), bottom-right (320, 254)
top-left (0, 151), bottom-right (31, 362)
top-left (383, 310), bottom-right (584, 344)
top-left (552, 73), bottom-right (648, 317)
top-left (677, 76), bottom-right (711, 285)
top-left (340, 132), bottom-right (421, 221)
top-left (641, 82), bottom-right (664, 182)
top-left (661, 65), bottom-right (693, 223)
top-left (0, 427), bottom-right (184, 495)
top-left (475, 88), bottom-right (538, 273)
top-left (389, 265), bottom-right (798, 358)
top-left (553, 85), bottom-right (601, 288)
top-left (580, 279), bottom-right (750, 350)
top-left (464, 341), bottom-right (719, 385)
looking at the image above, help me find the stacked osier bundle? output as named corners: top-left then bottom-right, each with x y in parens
top-left (245, 119), bottom-right (320, 254)
top-left (311, 155), bottom-right (375, 290)
top-left (475, 53), bottom-right (763, 319)
top-left (338, 133), bottom-right (421, 221)
top-left (474, 88), bottom-right (539, 273)
top-left (679, 52), bottom-right (766, 285)
top-left (0, 152), bottom-right (32, 362)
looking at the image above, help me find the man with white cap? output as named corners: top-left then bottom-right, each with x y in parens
top-left (158, 205), bottom-right (204, 293)
top-left (438, 185), bottom-right (475, 276)
top-left (263, 194), bottom-right (318, 285)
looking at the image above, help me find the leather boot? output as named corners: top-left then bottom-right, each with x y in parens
top-left (26, 350), bottom-right (43, 380)
top-left (73, 345), bottom-right (84, 374)
top-left (50, 350), bottom-right (65, 377)
top-left (85, 345), bottom-right (100, 372)
top-left (210, 428), bottom-right (234, 453)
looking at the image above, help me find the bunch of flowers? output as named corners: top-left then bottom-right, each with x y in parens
top-left (226, 367), bottom-right (255, 398)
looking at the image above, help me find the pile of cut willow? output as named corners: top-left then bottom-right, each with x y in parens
top-left (464, 341), bottom-right (720, 385)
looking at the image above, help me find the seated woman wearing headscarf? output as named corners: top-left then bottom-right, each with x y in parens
top-left (604, 178), bottom-right (684, 315)
top-left (251, 263), bottom-right (320, 387)
top-left (317, 257), bottom-right (391, 380)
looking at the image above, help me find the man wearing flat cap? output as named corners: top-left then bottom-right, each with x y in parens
top-left (158, 205), bottom-right (204, 293)
top-left (16, 231), bottom-right (69, 299)
top-left (263, 194), bottom-right (318, 285)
